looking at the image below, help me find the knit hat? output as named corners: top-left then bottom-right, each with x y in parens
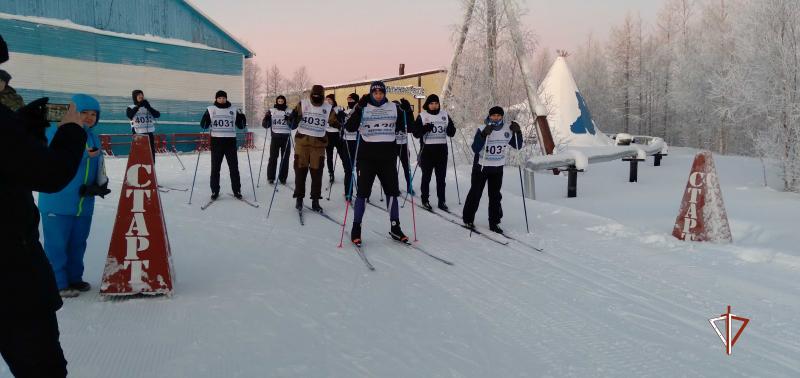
top-left (131, 89), bottom-right (143, 103)
top-left (274, 95), bottom-right (287, 111)
top-left (325, 93), bottom-right (338, 107)
top-left (0, 69), bottom-right (10, 84)
top-left (71, 94), bottom-right (101, 126)
top-left (489, 106), bottom-right (504, 117)
top-left (370, 81), bottom-right (386, 94)
top-left (310, 85), bottom-right (325, 106)
top-left (215, 90), bottom-right (228, 99)
top-left (423, 94), bottom-right (440, 112)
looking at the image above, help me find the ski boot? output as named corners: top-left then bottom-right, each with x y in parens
top-left (351, 222), bottom-right (362, 246)
top-left (268, 179), bottom-right (275, 185)
top-left (489, 224), bottom-right (504, 234)
top-left (311, 199), bottom-right (323, 213)
top-left (234, 191), bottom-right (243, 200)
top-left (211, 192), bottom-right (219, 201)
top-left (421, 199), bottom-right (433, 211)
top-left (437, 201), bottom-right (449, 212)
top-left (295, 198), bottom-right (303, 210)
top-left (463, 221), bottom-right (476, 230)
top-left (390, 220), bottom-right (409, 243)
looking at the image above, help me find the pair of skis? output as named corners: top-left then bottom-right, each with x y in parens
top-left (405, 193), bottom-right (543, 253)
top-left (200, 193), bottom-right (260, 211)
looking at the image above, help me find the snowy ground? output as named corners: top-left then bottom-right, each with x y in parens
top-left (3, 133), bottom-right (799, 377)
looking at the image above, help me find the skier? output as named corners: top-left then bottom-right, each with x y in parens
top-left (324, 94), bottom-right (344, 184)
top-left (412, 94), bottom-right (456, 211)
top-left (126, 89), bottom-right (161, 162)
top-left (261, 95), bottom-right (291, 185)
top-left (344, 81), bottom-right (412, 245)
top-left (288, 85), bottom-right (338, 212)
top-left (200, 90), bottom-right (246, 200)
top-left (1, 33), bottom-right (88, 376)
top-left (0, 69), bottom-right (23, 111)
top-left (393, 100), bottom-right (412, 196)
top-left (39, 94), bottom-right (111, 298)
top-left (461, 106), bottom-right (523, 234)
top-left (338, 92), bottom-right (359, 200)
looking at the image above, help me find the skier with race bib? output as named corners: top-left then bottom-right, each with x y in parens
top-left (344, 81), bottom-right (412, 246)
top-left (337, 92), bottom-right (359, 200)
top-left (324, 94), bottom-right (344, 184)
top-left (261, 95), bottom-right (291, 185)
top-left (200, 90), bottom-right (246, 201)
top-left (412, 94), bottom-right (456, 211)
top-left (461, 106), bottom-right (523, 234)
top-left (127, 89), bottom-right (161, 162)
top-left (288, 85), bottom-right (339, 213)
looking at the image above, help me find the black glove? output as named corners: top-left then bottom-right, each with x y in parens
top-left (510, 121), bottom-right (521, 134)
top-left (140, 100), bottom-right (151, 109)
top-left (424, 123), bottom-right (435, 133)
top-left (399, 98), bottom-right (412, 112)
top-left (16, 97), bottom-right (51, 143)
top-left (79, 183), bottom-right (112, 198)
top-left (481, 125), bottom-right (494, 137)
top-left (358, 94), bottom-right (369, 108)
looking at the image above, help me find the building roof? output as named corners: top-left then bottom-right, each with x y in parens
top-left (181, 0), bottom-right (254, 57)
top-left (325, 69), bottom-right (447, 89)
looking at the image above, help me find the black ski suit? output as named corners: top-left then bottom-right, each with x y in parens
top-left (1, 98), bottom-right (87, 377)
top-left (200, 101), bottom-right (246, 195)
top-left (261, 109), bottom-right (291, 183)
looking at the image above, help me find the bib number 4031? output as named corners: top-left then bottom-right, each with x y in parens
top-left (212, 119), bottom-right (233, 128)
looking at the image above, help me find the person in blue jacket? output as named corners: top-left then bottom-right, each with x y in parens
top-left (461, 106), bottom-right (523, 234)
top-left (39, 94), bottom-right (110, 298)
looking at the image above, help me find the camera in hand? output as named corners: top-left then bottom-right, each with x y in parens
top-left (45, 103), bottom-right (69, 123)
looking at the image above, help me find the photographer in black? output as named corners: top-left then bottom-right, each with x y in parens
top-left (0, 35), bottom-right (88, 377)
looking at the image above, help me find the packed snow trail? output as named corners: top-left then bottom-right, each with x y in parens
top-left (4, 138), bottom-right (798, 377)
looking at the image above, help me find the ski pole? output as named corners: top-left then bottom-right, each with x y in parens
top-left (244, 130), bottom-right (257, 202)
top-left (187, 134), bottom-right (205, 204)
top-left (256, 130), bottom-right (269, 187)
top-left (267, 136), bottom-right (292, 219)
top-left (449, 136), bottom-right (462, 204)
top-left (338, 134), bottom-right (361, 248)
top-left (172, 146), bottom-right (186, 171)
top-left (518, 165), bottom-right (530, 234)
top-left (326, 143), bottom-right (338, 200)
top-left (401, 142), bottom-right (425, 208)
top-left (402, 110), bottom-right (418, 242)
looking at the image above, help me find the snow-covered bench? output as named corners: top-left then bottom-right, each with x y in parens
top-left (525, 137), bottom-right (669, 198)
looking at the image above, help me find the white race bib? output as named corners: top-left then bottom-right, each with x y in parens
top-left (130, 106), bottom-right (155, 134)
top-left (208, 105), bottom-right (238, 138)
top-left (297, 100), bottom-right (331, 138)
top-left (420, 110), bottom-right (449, 145)
top-left (326, 106), bottom-right (342, 132)
top-left (479, 123), bottom-right (518, 167)
top-left (359, 102), bottom-right (397, 143)
top-left (269, 108), bottom-right (291, 134)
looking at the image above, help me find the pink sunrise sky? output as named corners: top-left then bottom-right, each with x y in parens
top-left (191, 0), bottom-right (659, 85)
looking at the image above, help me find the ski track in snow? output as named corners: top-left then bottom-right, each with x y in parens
top-left (4, 140), bottom-right (799, 377)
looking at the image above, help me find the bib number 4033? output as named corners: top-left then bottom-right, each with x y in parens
top-left (486, 144), bottom-right (505, 155)
top-left (302, 116), bottom-right (326, 127)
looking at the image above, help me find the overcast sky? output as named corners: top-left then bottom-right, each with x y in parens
top-left (191, 0), bottom-right (660, 85)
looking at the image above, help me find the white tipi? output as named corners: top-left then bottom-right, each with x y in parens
top-left (538, 55), bottom-right (613, 149)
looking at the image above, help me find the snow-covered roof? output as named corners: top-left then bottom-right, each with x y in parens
top-left (181, 0), bottom-right (255, 57)
top-left (324, 69), bottom-right (447, 89)
top-left (0, 11), bottom-right (242, 55)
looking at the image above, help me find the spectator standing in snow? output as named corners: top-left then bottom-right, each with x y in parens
top-left (461, 106), bottom-right (523, 234)
top-left (343, 81), bottom-right (413, 245)
top-left (0, 34), bottom-right (88, 377)
top-left (288, 85), bottom-right (338, 213)
top-left (200, 90), bottom-right (246, 201)
top-left (412, 94), bottom-right (456, 211)
top-left (39, 94), bottom-right (111, 298)
top-left (0, 69), bottom-right (23, 111)
top-left (126, 89), bottom-right (161, 162)
top-left (261, 95), bottom-right (292, 185)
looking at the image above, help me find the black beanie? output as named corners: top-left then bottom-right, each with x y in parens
top-left (131, 89), bottom-right (143, 103)
top-left (489, 106), bottom-right (504, 117)
top-left (0, 69), bottom-right (10, 84)
top-left (325, 93), bottom-right (337, 107)
top-left (274, 95), bottom-right (287, 111)
top-left (369, 81), bottom-right (386, 94)
top-left (0, 35), bottom-right (8, 64)
top-left (347, 93), bottom-right (358, 102)
top-left (215, 90), bottom-right (228, 99)
top-left (423, 94), bottom-right (440, 112)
